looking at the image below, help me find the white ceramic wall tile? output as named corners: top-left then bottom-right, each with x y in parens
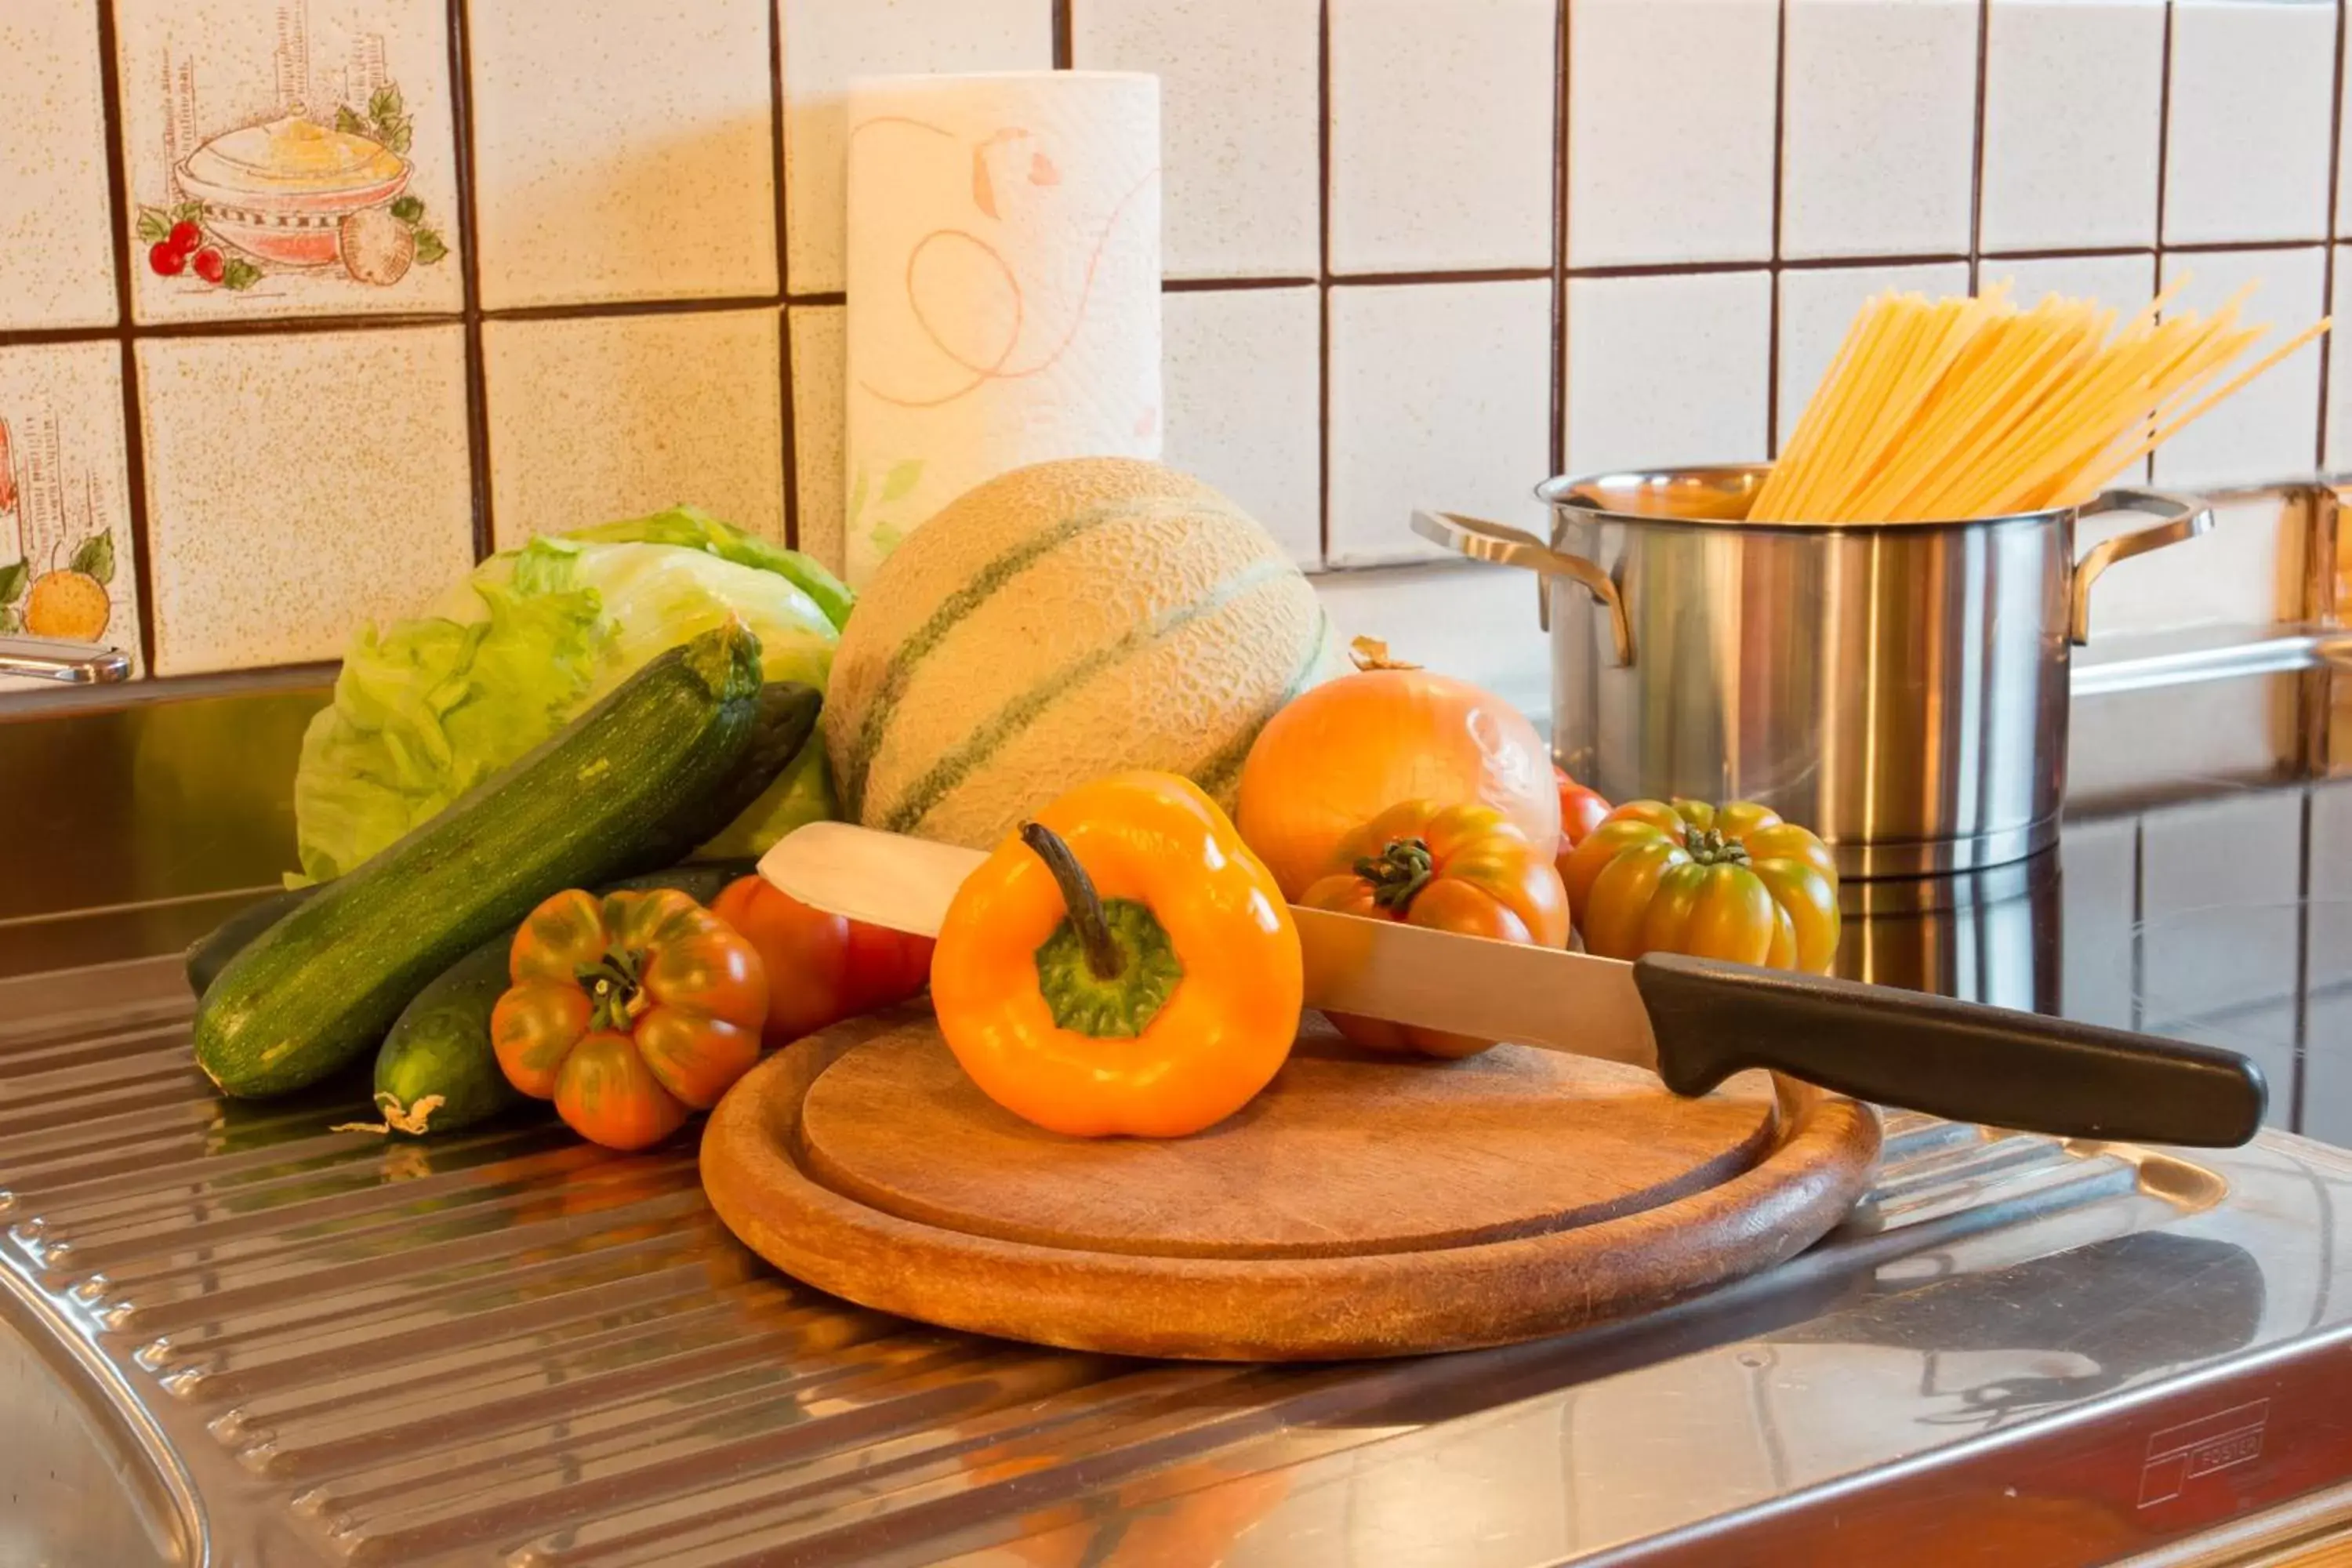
top-left (2057, 817), bottom-right (2136, 1030)
top-left (1312, 564), bottom-right (1550, 718)
top-left (2074, 494), bottom-right (2299, 640)
top-left (0, 343), bottom-right (141, 688)
top-left (1328, 0), bottom-right (1556, 274)
top-left (470, 0), bottom-right (775, 310)
top-left (789, 303), bottom-right (847, 575)
top-left (2329, 245), bottom-right (2352, 470)
top-left (114, 0), bottom-right (464, 324)
top-left (1072, 0), bottom-right (1318, 279)
top-left (2306, 991), bottom-right (2352, 1145)
top-left (1776, 261), bottom-right (1970, 449)
top-left (2310, 781), bottom-right (2352, 993)
top-left (1979, 0), bottom-right (2164, 253)
top-left (138, 326), bottom-right (474, 674)
top-left (1564, 0), bottom-right (1776, 268)
top-left (2151, 247), bottom-right (2327, 489)
top-left (2068, 655), bottom-right (2292, 800)
top-left (1978, 252), bottom-right (2158, 311)
top-left (1327, 279), bottom-right (1553, 565)
top-left (2165, 0), bottom-right (2336, 247)
top-left (2140, 792), bottom-right (2305, 1025)
top-left (782, 0), bottom-right (1052, 296)
top-left (484, 310), bottom-right (786, 551)
top-left (2340, 16), bottom-right (2352, 241)
top-left (1163, 288), bottom-right (1320, 563)
top-left (1565, 270), bottom-right (1770, 476)
top-left (1780, 0), bottom-right (1978, 261)
top-left (0, 4), bottom-right (117, 330)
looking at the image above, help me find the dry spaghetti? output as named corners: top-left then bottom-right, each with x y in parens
top-left (1748, 277), bottom-right (2332, 523)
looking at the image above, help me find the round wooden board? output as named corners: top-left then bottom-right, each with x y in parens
top-left (702, 1007), bottom-right (1882, 1362)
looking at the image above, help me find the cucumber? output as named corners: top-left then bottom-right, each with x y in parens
top-left (370, 858), bottom-right (757, 1136)
top-left (186, 885), bottom-right (321, 997)
top-left (184, 681), bottom-right (825, 1001)
top-left (196, 623), bottom-right (813, 1098)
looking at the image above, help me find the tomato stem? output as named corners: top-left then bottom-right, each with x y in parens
top-left (1020, 822), bottom-right (1123, 982)
top-left (576, 947), bottom-right (649, 1033)
top-left (1355, 837), bottom-right (1436, 911)
top-left (1683, 827), bottom-right (1750, 867)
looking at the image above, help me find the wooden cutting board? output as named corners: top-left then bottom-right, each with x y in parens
top-left (701, 1007), bottom-right (1880, 1361)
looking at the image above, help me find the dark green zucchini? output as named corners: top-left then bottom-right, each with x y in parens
top-left (185, 681), bottom-right (822, 1000)
top-left (370, 858), bottom-right (757, 1136)
top-left (186, 885), bottom-right (321, 997)
top-left (197, 624), bottom-right (815, 1098)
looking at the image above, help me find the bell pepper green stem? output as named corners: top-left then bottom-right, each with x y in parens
top-left (1021, 822), bottom-right (1123, 981)
top-left (1022, 821), bottom-right (1185, 1039)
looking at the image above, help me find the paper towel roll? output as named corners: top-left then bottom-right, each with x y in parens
top-left (844, 71), bottom-right (1162, 585)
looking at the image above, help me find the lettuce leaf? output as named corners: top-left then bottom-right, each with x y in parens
top-left (293, 516), bottom-right (847, 883)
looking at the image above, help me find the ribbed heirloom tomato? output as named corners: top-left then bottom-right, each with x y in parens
top-left (1561, 799), bottom-right (1840, 974)
top-left (492, 887), bottom-right (768, 1149)
top-left (1300, 799), bottom-right (1570, 1058)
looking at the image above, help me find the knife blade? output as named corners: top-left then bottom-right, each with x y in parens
top-left (757, 821), bottom-right (2267, 1148)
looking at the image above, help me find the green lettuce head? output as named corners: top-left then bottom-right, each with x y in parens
top-left (293, 509), bottom-right (848, 883)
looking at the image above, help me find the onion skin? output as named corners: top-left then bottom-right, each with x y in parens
top-left (1234, 666), bottom-right (1559, 898)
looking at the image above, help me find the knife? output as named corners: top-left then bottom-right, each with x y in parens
top-left (758, 822), bottom-right (2267, 1149)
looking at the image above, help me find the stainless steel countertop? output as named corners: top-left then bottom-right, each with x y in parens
top-left (4, 955), bottom-right (2352, 1567)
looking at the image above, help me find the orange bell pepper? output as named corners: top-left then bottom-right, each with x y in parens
top-left (1300, 798), bottom-right (1571, 1058)
top-left (1561, 797), bottom-right (1841, 974)
top-left (929, 771), bottom-right (1303, 1138)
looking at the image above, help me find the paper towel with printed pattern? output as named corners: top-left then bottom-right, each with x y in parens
top-left (843, 71), bottom-right (1162, 586)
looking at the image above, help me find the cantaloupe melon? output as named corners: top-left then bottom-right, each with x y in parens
top-left (823, 458), bottom-right (1340, 848)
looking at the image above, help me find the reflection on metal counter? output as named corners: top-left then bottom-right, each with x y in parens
top-left (3, 955), bottom-right (2352, 1566)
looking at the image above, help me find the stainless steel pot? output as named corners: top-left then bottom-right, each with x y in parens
top-left (1414, 465), bottom-right (2212, 879)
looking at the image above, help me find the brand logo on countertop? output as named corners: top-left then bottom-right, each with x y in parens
top-left (2138, 1399), bottom-right (2269, 1507)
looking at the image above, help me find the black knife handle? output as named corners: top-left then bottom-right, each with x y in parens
top-left (1632, 953), bottom-right (2268, 1149)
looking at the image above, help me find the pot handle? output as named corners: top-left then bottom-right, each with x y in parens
top-left (2069, 488), bottom-right (2213, 645)
top-left (1409, 510), bottom-right (1634, 666)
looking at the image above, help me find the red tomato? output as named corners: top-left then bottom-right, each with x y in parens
top-left (710, 877), bottom-right (935, 1044)
top-left (1555, 764), bottom-right (1613, 851)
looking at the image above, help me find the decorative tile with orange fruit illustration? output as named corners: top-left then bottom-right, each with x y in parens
top-left (0, 343), bottom-right (144, 691)
top-left (114, 0), bottom-right (463, 325)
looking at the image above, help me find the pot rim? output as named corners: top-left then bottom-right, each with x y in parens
top-left (1535, 463), bottom-right (2077, 535)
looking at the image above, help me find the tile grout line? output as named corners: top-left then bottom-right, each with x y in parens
top-left (448, 0), bottom-right (495, 563)
top-left (16, 245), bottom-right (2345, 358)
top-left (1550, 0), bottom-right (1570, 481)
top-left (2293, 785), bottom-right (2315, 1134)
top-left (2130, 818), bottom-right (2147, 1037)
top-left (770, 0), bottom-right (800, 552)
top-left (90, 0), bottom-right (156, 676)
top-left (2151, 0), bottom-right (2176, 486)
top-left (1316, 0), bottom-right (1332, 567)
top-left (1965, 0), bottom-right (1990, 296)
top-left (2317, 0), bottom-right (2347, 474)
top-left (1766, 0), bottom-right (1788, 458)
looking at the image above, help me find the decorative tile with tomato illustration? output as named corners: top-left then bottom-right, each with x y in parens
top-left (114, 0), bottom-right (463, 324)
top-left (0, 343), bottom-right (144, 691)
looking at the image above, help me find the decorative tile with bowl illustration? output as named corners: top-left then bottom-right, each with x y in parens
top-left (0, 343), bottom-right (143, 691)
top-left (114, 0), bottom-right (463, 323)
